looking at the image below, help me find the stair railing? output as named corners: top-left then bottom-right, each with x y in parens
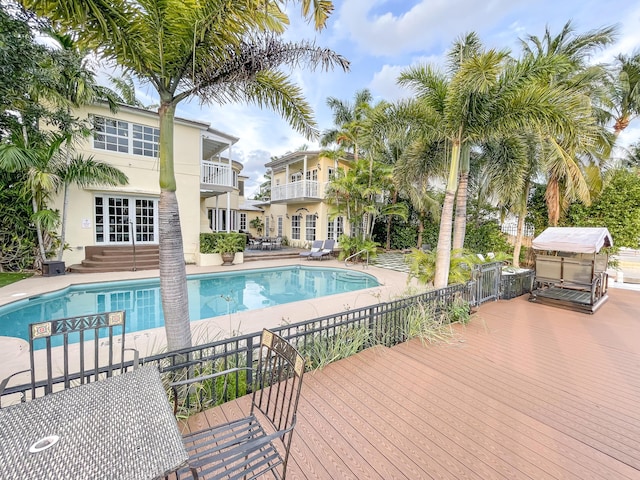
top-left (344, 249), bottom-right (369, 268)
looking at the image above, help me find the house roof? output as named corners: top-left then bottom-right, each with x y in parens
top-left (238, 199), bottom-right (264, 212)
top-left (532, 227), bottom-right (613, 253)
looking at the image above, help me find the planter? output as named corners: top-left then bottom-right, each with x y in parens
top-left (221, 252), bottom-right (235, 265)
top-left (500, 269), bottom-right (534, 299)
top-left (196, 252), bottom-right (244, 267)
top-left (42, 260), bottom-right (66, 277)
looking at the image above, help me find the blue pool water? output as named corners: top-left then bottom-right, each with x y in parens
top-left (0, 266), bottom-right (378, 347)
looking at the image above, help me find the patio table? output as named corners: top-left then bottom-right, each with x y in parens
top-left (0, 365), bottom-right (187, 479)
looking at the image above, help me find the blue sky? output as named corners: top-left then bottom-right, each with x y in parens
top-left (159, 0), bottom-right (640, 196)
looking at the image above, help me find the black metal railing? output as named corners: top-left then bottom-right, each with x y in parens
top-left (2, 264), bottom-right (518, 407)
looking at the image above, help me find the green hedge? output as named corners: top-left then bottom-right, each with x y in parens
top-left (199, 233), bottom-right (247, 254)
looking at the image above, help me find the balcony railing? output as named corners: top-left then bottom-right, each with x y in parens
top-left (271, 180), bottom-right (326, 201)
top-left (201, 161), bottom-right (233, 188)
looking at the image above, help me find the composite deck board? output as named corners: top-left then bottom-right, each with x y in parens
top-left (396, 342), bottom-right (638, 478)
top-left (405, 335), bottom-right (640, 470)
top-left (340, 349), bottom-right (550, 480)
top-left (372, 346), bottom-right (622, 480)
top-left (180, 288), bottom-right (640, 479)
top-left (310, 358), bottom-right (460, 480)
top-left (299, 373), bottom-right (412, 479)
top-left (450, 319), bottom-right (640, 419)
top-left (348, 347), bottom-right (589, 480)
top-left (413, 337), bottom-right (640, 450)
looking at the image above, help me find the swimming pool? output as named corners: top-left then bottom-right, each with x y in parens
top-left (0, 266), bottom-right (379, 346)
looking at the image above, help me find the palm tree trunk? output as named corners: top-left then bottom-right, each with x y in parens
top-left (57, 182), bottom-right (70, 261)
top-left (385, 190), bottom-right (398, 250)
top-left (546, 175), bottom-right (561, 226)
top-left (158, 100), bottom-right (192, 351)
top-left (417, 217), bottom-right (424, 248)
top-left (32, 189), bottom-right (46, 262)
top-left (512, 212), bottom-right (525, 269)
top-left (434, 135), bottom-right (462, 288)
top-left (452, 143), bottom-right (470, 253)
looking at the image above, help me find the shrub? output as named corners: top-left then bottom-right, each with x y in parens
top-left (200, 233), bottom-right (246, 254)
top-left (337, 234), bottom-right (379, 262)
top-left (300, 326), bottom-right (372, 370)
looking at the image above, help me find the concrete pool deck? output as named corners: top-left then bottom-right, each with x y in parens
top-left (0, 257), bottom-right (417, 383)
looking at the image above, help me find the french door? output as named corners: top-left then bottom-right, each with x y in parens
top-left (95, 195), bottom-right (158, 244)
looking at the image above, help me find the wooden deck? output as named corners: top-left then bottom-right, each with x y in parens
top-left (180, 288), bottom-right (640, 479)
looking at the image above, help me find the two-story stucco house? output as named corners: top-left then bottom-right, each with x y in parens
top-left (259, 150), bottom-right (352, 248)
top-left (54, 103), bottom-right (246, 272)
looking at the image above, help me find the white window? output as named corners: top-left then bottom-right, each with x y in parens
top-left (93, 117), bottom-right (129, 153)
top-left (290, 172), bottom-right (302, 182)
top-left (291, 215), bottom-right (301, 240)
top-left (327, 216), bottom-right (344, 240)
top-left (305, 214), bottom-right (316, 241)
top-left (95, 195), bottom-right (157, 244)
top-left (277, 216), bottom-right (283, 237)
top-left (239, 213), bottom-right (247, 231)
top-left (305, 169), bottom-right (318, 181)
top-left (265, 216), bottom-right (270, 235)
top-left (93, 116), bottom-right (159, 158)
top-left (132, 124), bottom-right (159, 157)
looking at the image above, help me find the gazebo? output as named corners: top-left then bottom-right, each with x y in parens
top-left (529, 227), bottom-right (613, 313)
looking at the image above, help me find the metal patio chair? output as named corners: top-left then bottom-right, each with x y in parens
top-left (170, 329), bottom-right (305, 480)
top-left (0, 311), bottom-right (139, 404)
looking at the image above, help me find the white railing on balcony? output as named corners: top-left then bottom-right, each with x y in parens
top-left (201, 161), bottom-right (233, 188)
top-left (271, 180), bottom-right (326, 201)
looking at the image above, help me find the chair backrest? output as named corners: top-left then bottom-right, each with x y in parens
top-left (251, 329), bottom-right (305, 465)
top-left (322, 239), bottom-right (335, 252)
top-left (310, 240), bottom-right (323, 251)
top-left (28, 311), bottom-right (130, 396)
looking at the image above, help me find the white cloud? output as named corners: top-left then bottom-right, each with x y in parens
top-left (335, 0), bottom-right (528, 57)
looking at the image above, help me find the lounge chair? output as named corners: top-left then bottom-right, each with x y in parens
top-left (311, 239), bottom-right (335, 261)
top-left (300, 240), bottom-right (323, 259)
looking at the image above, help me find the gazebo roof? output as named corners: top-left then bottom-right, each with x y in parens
top-left (532, 227), bottom-right (613, 254)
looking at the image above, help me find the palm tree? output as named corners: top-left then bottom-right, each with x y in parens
top-left (447, 33), bottom-right (482, 253)
top-left (479, 135), bottom-right (537, 268)
top-left (399, 44), bottom-right (600, 288)
top-left (0, 130), bottom-right (63, 263)
top-left (607, 52), bottom-right (640, 136)
top-left (320, 89), bottom-right (374, 161)
top-left (520, 21), bottom-right (616, 226)
top-left (20, 0), bottom-right (349, 351)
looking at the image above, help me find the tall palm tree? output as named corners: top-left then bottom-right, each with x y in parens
top-left (520, 21), bottom-right (616, 226)
top-left (20, 0), bottom-right (349, 351)
top-left (607, 52), bottom-right (640, 136)
top-left (320, 89), bottom-right (373, 161)
top-left (479, 135), bottom-right (537, 268)
top-left (399, 46), bottom-right (599, 288)
top-left (447, 33), bottom-right (482, 253)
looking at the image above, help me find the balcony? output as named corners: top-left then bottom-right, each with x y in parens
top-left (271, 180), bottom-right (327, 203)
top-left (200, 160), bottom-right (234, 196)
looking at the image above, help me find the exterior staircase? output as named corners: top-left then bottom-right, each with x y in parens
top-left (243, 248), bottom-right (305, 262)
top-left (68, 245), bottom-right (159, 273)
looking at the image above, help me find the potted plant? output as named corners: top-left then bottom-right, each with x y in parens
top-left (212, 234), bottom-right (245, 265)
